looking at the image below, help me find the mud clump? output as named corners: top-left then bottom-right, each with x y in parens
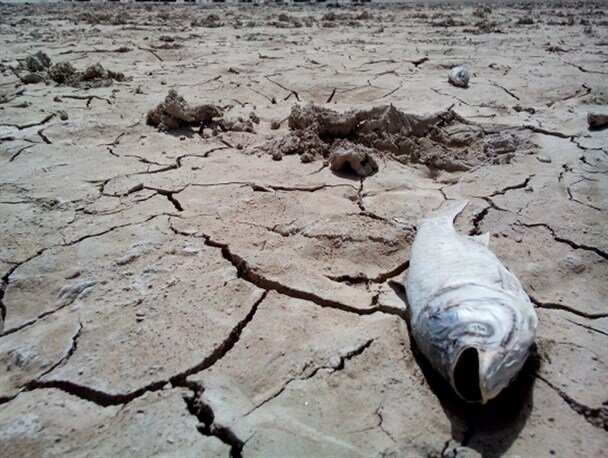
top-left (22, 51), bottom-right (51, 72)
top-left (147, 89), bottom-right (223, 132)
top-left (587, 112), bottom-right (608, 130)
top-left (265, 103), bottom-right (533, 175)
top-left (329, 140), bottom-right (378, 176)
top-left (147, 90), bottom-right (258, 135)
top-left (17, 52), bottom-right (125, 88)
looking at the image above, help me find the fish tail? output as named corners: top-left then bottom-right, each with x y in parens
top-left (426, 199), bottom-right (469, 223)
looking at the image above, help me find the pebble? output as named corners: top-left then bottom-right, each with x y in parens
top-left (536, 155), bottom-right (552, 163)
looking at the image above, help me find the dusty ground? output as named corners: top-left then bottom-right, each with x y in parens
top-left (0, 2), bottom-right (607, 457)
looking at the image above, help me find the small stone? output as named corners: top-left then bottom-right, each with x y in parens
top-left (300, 152), bottom-right (315, 163)
top-left (536, 155), bottom-right (551, 163)
top-left (58, 110), bottom-right (68, 121)
top-left (116, 253), bottom-right (138, 266)
top-left (272, 150), bottom-right (283, 161)
top-left (587, 112), bottom-right (608, 129)
top-left (270, 120), bottom-right (281, 130)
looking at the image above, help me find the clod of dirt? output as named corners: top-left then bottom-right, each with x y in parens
top-left (22, 51), bottom-right (51, 72)
top-left (147, 89), bottom-right (223, 132)
top-left (267, 126), bottom-right (329, 161)
top-left (216, 116), bottom-right (255, 133)
top-left (191, 14), bottom-right (223, 28)
top-left (329, 140), bottom-right (378, 177)
top-left (19, 56), bottom-right (126, 88)
top-left (20, 73), bottom-right (46, 84)
top-left (448, 67), bottom-right (470, 87)
top-left (264, 103), bottom-right (534, 174)
top-left (587, 112), bottom-right (608, 130)
top-left (48, 62), bottom-right (76, 85)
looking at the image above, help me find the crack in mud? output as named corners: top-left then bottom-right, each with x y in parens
top-left (0, 113), bottom-right (55, 130)
top-left (9, 144), bottom-right (34, 162)
top-left (244, 339), bottom-right (374, 417)
top-left (265, 76), bottom-right (300, 102)
top-left (1, 213), bottom-right (179, 336)
top-left (564, 318), bottom-right (608, 337)
top-left (183, 380), bottom-right (245, 458)
top-left (37, 322), bottom-right (84, 381)
top-left (529, 294), bottom-right (608, 320)
top-left (2, 291), bottom-right (268, 410)
top-left (170, 222), bottom-right (406, 319)
top-left (524, 125), bottom-right (572, 139)
top-left (536, 375), bottom-right (608, 431)
top-left (488, 81), bottom-right (520, 100)
top-left (37, 128), bottom-right (52, 144)
top-left (520, 222), bottom-right (607, 260)
top-left (566, 177), bottom-right (602, 212)
top-left (489, 175), bottom-right (534, 197)
top-left (325, 260), bottom-right (409, 285)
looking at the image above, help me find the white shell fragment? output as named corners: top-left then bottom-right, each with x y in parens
top-left (405, 200), bottom-right (537, 404)
top-left (448, 67), bottom-right (470, 87)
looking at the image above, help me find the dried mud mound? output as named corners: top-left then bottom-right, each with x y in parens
top-left (147, 90), bottom-right (258, 134)
top-left (267, 104), bottom-right (534, 175)
top-left (17, 52), bottom-right (125, 88)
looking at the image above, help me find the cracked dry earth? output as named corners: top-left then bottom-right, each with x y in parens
top-left (1, 2), bottom-right (607, 457)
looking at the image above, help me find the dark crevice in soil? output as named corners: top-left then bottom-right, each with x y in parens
top-left (520, 222), bottom-right (607, 260)
top-left (1, 113), bottom-right (55, 130)
top-left (170, 222), bottom-right (405, 319)
top-left (0, 247), bottom-right (51, 334)
top-left (154, 189), bottom-right (183, 212)
top-left (530, 295), bottom-right (608, 320)
top-left (488, 81), bottom-right (520, 100)
top-left (326, 260), bottom-right (409, 285)
top-left (564, 318), bottom-right (608, 337)
top-left (4, 291), bottom-right (269, 410)
top-left (37, 128), bottom-right (52, 144)
top-left (524, 125), bottom-right (572, 139)
top-left (9, 144), bottom-right (33, 162)
top-left (536, 375), bottom-right (608, 431)
top-left (38, 322), bottom-right (83, 379)
top-left (244, 339), bottom-right (374, 417)
top-left (489, 175), bottom-right (534, 197)
top-left (182, 381), bottom-right (244, 458)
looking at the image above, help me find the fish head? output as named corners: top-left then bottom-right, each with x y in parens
top-left (425, 293), bottom-right (537, 404)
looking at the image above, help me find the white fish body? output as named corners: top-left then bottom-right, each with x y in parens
top-left (405, 200), bottom-right (537, 403)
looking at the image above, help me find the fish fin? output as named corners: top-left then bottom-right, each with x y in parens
top-left (427, 199), bottom-right (469, 223)
top-left (498, 265), bottom-right (523, 295)
top-left (469, 232), bottom-right (490, 247)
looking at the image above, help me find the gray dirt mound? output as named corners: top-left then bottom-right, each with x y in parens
top-left (266, 103), bottom-right (534, 175)
top-left (147, 90), bottom-right (257, 134)
top-left (18, 53), bottom-right (125, 88)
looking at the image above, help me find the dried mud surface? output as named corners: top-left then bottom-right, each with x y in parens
top-left (0, 2), bottom-right (607, 457)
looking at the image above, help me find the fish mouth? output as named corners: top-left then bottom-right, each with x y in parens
top-left (452, 347), bottom-right (483, 403)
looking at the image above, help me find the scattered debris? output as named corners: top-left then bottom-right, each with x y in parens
top-left (263, 103), bottom-right (533, 174)
top-left (17, 52), bottom-right (125, 87)
top-left (448, 67), bottom-right (470, 88)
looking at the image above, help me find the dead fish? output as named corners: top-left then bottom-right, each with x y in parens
top-left (405, 200), bottom-right (537, 403)
top-left (448, 67), bottom-right (470, 88)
